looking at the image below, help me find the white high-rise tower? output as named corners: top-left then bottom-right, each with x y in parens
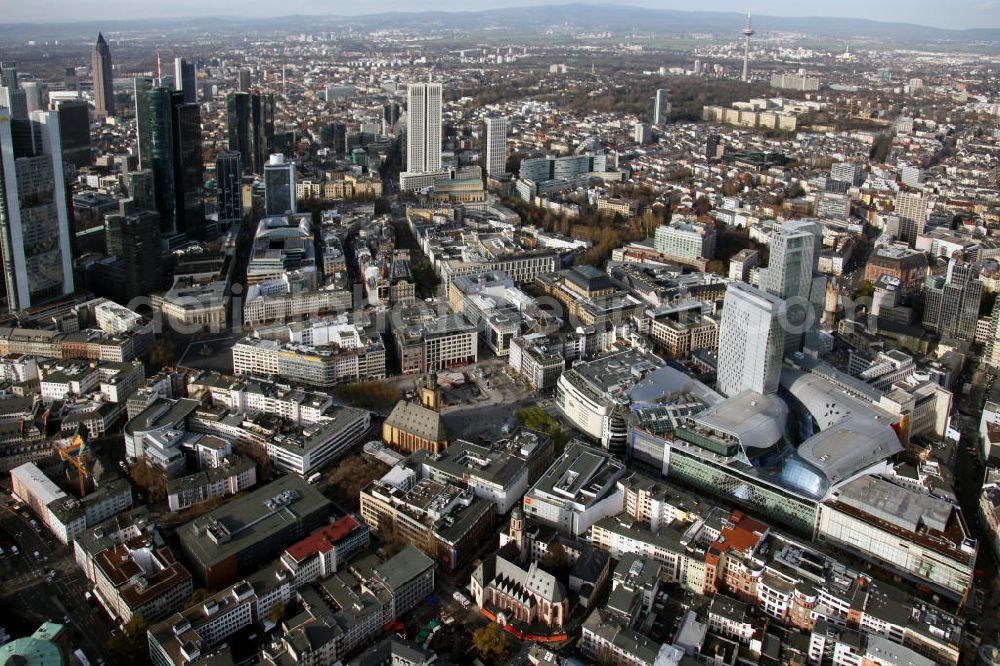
top-left (742, 11), bottom-right (754, 83)
top-left (484, 116), bottom-right (509, 177)
top-left (406, 82), bottom-right (442, 174)
top-left (0, 109), bottom-right (75, 312)
top-left (717, 282), bottom-right (787, 398)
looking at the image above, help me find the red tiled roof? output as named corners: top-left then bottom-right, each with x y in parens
top-left (284, 515), bottom-right (362, 562)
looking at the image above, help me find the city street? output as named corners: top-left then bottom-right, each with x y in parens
top-left (0, 497), bottom-right (113, 664)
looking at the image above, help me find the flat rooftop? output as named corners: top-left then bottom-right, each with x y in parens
top-left (180, 475), bottom-right (331, 568)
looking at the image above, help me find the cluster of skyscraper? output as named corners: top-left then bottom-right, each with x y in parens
top-left (717, 221), bottom-right (825, 398)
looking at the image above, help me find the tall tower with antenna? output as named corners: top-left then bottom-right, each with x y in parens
top-left (741, 11), bottom-right (754, 83)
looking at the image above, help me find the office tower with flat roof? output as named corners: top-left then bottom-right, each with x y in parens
top-left (135, 79), bottom-right (205, 239)
top-left (252, 92), bottom-right (275, 174)
top-left (54, 99), bottom-right (91, 168)
top-left (634, 122), bottom-right (652, 145)
top-left (650, 88), bottom-right (670, 125)
top-left (172, 95), bottom-right (206, 239)
top-left (264, 154), bottom-right (295, 216)
top-left (226, 92), bottom-right (251, 174)
top-left (759, 219), bottom-right (824, 352)
top-left (900, 164), bottom-right (924, 188)
top-left (174, 57), bottom-right (196, 104)
top-left (126, 169), bottom-right (155, 213)
top-left (383, 102), bottom-right (400, 133)
top-left (0, 62), bottom-right (27, 124)
top-left (226, 91), bottom-right (273, 176)
top-left (135, 78), bottom-right (175, 232)
top-left (760, 220), bottom-right (821, 302)
top-left (830, 161), bottom-right (863, 186)
top-left (923, 258), bottom-right (983, 341)
top-left (327, 121), bottom-right (347, 156)
top-left (0, 109), bottom-right (75, 313)
top-left (484, 116), bottom-right (508, 177)
top-left (216, 151), bottom-right (242, 228)
top-left (22, 82), bottom-right (46, 115)
top-left (0, 87), bottom-right (27, 121)
top-left (405, 82), bottom-right (442, 174)
top-left (0, 62), bottom-right (17, 90)
top-left (238, 68), bottom-right (251, 93)
top-left (895, 191), bottom-right (929, 247)
top-left (91, 34), bottom-right (115, 118)
top-left (717, 282), bottom-right (787, 398)
top-left (105, 208), bottom-right (163, 300)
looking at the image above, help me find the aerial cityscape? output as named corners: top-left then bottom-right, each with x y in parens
top-left (0, 3), bottom-right (999, 665)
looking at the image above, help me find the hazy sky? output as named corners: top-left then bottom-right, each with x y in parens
top-left (3, 0), bottom-right (998, 30)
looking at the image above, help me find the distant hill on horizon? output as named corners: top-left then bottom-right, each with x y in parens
top-left (1, 3), bottom-right (998, 45)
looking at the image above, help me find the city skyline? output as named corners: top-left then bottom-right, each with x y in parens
top-left (1, 1), bottom-right (998, 32)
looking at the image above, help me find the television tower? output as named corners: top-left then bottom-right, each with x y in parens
top-left (741, 11), bottom-right (754, 83)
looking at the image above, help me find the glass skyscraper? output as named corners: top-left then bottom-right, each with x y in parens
top-left (135, 78), bottom-right (205, 239)
top-left (227, 91), bottom-right (274, 175)
top-left (215, 151), bottom-right (243, 228)
top-left (0, 109), bottom-right (75, 312)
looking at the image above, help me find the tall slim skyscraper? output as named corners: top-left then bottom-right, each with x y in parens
top-left (484, 116), bottom-right (509, 177)
top-left (405, 82), bottom-right (442, 174)
top-left (238, 68), bottom-right (251, 93)
top-left (759, 219), bottom-right (824, 353)
top-left (263, 154), bottom-right (295, 216)
top-left (172, 94), bottom-right (206, 238)
top-left (741, 12), bottom-right (754, 83)
top-left (91, 33), bottom-right (115, 118)
top-left (174, 57), bottom-right (196, 105)
top-left (227, 92), bottom-right (252, 174)
top-left (717, 282), bottom-right (787, 398)
top-left (135, 78), bottom-right (205, 238)
top-left (650, 89), bottom-right (670, 125)
top-left (252, 92), bottom-right (275, 174)
top-left (216, 151), bottom-right (243, 228)
top-left (227, 91), bottom-right (274, 175)
top-left (895, 191), bottom-right (930, 247)
top-left (0, 109), bottom-right (75, 312)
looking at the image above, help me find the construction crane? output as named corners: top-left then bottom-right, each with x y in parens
top-left (53, 434), bottom-right (90, 498)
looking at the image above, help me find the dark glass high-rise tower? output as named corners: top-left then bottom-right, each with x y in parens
top-left (238, 68), bottom-right (251, 93)
top-left (227, 90), bottom-right (274, 175)
top-left (55, 100), bottom-right (92, 168)
top-left (135, 78), bottom-right (205, 239)
top-left (226, 92), bottom-right (252, 175)
top-left (174, 57), bottom-right (196, 105)
top-left (105, 209), bottom-right (163, 300)
top-left (91, 33), bottom-right (115, 118)
top-left (251, 91), bottom-right (275, 175)
top-left (215, 151), bottom-right (243, 228)
top-left (172, 94), bottom-right (206, 239)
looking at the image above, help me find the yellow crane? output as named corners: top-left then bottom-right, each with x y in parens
top-left (53, 434), bottom-right (89, 498)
